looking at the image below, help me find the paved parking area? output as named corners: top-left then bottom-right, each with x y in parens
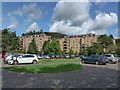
top-left (1, 62), bottom-right (119, 88)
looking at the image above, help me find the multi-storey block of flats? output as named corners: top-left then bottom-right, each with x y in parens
top-left (19, 34), bottom-right (51, 51)
top-left (58, 33), bottom-right (99, 53)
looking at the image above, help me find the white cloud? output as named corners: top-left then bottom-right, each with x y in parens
top-left (50, 1), bottom-right (118, 35)
top-left (26, 22), bottom-right (40, 32)
top-left (8, 18), bottom-right (18, 30)
top-left (7, 3), bottom-right (42, 22)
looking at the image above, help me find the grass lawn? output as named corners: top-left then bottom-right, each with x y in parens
top-left (3, 63), bottom-right (83, 73)
top-left (39, 58), bottom-right (81, 64)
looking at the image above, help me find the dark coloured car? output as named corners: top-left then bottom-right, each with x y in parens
top-left (81, 55), bottom-right (109, 65)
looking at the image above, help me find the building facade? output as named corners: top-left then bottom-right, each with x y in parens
top-left (19, 33), bottom-right (99, 53)
top-left (58, 33), bottom-right (99, 53)
top-left (19, 34), bottom-right (51, 51)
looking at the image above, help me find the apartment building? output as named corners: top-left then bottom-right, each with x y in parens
top-left (19, 34), bottom-right (51, 51)
top-left (58, 33), bottom-right (99, 53)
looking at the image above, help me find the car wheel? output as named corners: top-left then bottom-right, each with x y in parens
top-left (95, 61), bottom-right (99, 65)
top-left (14, 61), bottom-right (18, 65)
top-left (13, 57), bottom-right (17, 60)
top-left (32, 60), bottom-right (37, 64)
top-left (109, 60), bottom-right (113, 64)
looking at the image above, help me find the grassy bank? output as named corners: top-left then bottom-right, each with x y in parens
top-left (39, 58), bottom-right (81, 64)
top-left (3, 63), bottom-right (83, 73)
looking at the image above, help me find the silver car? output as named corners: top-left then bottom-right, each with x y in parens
top-left (103, 54), bottom-right (118, 64)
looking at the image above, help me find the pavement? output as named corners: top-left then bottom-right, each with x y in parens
top-left (1, 62), bottom-right (119, 88)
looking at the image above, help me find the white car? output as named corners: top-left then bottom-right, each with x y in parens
top-left (8, 54), bottom-right (39, 65)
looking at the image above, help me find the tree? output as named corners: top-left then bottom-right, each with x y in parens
top-left (42, 38), bottom-right (62, 55)
top-left (109, 34), bottom-right (113, 38)
top-left (80, 48), bottom-right (88, 56)
top-left (75, 51), bottom-right (79, 56)
top-left (107, 44), bottom-right (117, 54)
top-left (116, 43), bottom-right (120, 55)
top-left (98, 34), bottom-right (113, 53)
top-left (2, 28), bottom-right (20, 52)
top-left (68, 48), bottom-right (74, 55)
top-left (88, 43), bottom-right (103, 55)
top-left (27, 38), bottom-right (38, 54)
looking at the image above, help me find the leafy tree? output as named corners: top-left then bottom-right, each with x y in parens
top-left (116, 43), bottom-right (120, 55)
top-left (98, 34), bottom-right (113, 53)
top-left (109, 34), bottom-right (113, 38)
top-left (106, 44), bottom-right (117, 54)
top-left (68, 48), bottom-right (74, 55)
top-left (42, 38), bottom-right (62, 55)
top-left (80, 48), bottom-right (88, 56)
top-left (27, 38), bottom-right (38, 54)
top-left (75, 51), bottom-right (79, 56)
top-left (2, 28), bottom-right (20, 52)
top-left (88, 43), bottom-right (103, 55)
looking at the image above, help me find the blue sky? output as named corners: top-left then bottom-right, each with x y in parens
top-left (2, 1), bottom-right (118, 38)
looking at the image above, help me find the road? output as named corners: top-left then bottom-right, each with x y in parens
top-left (1, 62), bottom-right (119, 88)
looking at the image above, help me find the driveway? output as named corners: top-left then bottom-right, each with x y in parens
top-left (2, 62), bottom-right (119, 88)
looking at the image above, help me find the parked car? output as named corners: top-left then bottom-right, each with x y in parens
top-left (59, 55), bottom-right (65, 58)
top-left (81, 55), bottom-right (109, 65)
top-left (11, 54), bottom-right (21, 60)
top-left (41, 55), bottom-right (50, 59)
top-left (80, 55), bottom-right (87, 59)
top-left (54, 55), bottom-right (60, 59)
top-left (8, 54), bottom-right (39, 65)
top-left (70, 55), bottom-right (75, 58)
top-left (64, 55), bottom-right (70, 58)
top-left (3, 53), bottom-right (14, 60)
top-left (4, 53), bottom-right (16, 63)
top-left (2, 52), bottom-right (7, 58)
top-left (115, 55), bottom-right (120, 62)
top-left (103, 54), bottom-right (118, 64)
top-left (49, 55), bottom-right (55, 59)
top-left (37, 55), bottom-right (42, 59)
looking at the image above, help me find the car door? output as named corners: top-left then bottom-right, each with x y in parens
top-left (25, 55), bottom-right (34, 63)
top-left (86, 56), bottom-right (92, 63)
top-left (18, 55), bottom-right (28, 63)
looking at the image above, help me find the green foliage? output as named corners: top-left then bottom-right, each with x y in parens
top-left (98, 34), bottom-right (113, 48)
top-left (22, 31), bottom-right (67, 39)
top-left (68, 48), bottom-right (74, 55)
top-left (27, 38), bottom-right (38, 54)
top-left (2, 28), bottom-right (20, 52)
top-left (106, 44), bottom-right (117, 54)
top-left (116, 43), bottom-right (120, 55)
top-left (98, 34), bottom-right (114, 53)
top-left (87, 43), bottom-right (103, 55)
top-left (8, 50), bottom-right (27, 54)
top-left (80, 48), bottom-right (88, 56)
top-left (109, 34), bottom-right (113, 38)
top-left (75, 51), bottom-right (79, 56)
top-left (80, 43), bottom-right (103, 55)
top-left (42, 38), bottom-right (62, 55)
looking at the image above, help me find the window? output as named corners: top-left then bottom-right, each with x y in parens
top-left (22, 55), bottom-right (34, 58)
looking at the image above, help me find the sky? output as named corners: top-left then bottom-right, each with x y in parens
top-left (2, 1), bottom-right (119, 38)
